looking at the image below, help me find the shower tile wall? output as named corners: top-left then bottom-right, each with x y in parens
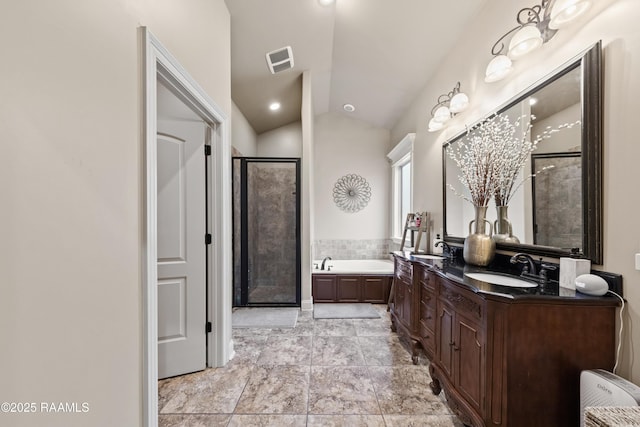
top-left (314, 239), bottom-right (391, 260)
top-left (534, 156), bottom-right (582, 249)
top-left (247, 164), bottom-right (297, 299)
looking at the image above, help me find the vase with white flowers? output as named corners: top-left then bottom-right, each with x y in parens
top-left (490, 114), bottom-right (580, 243)
top-left (446, 112), bottom-right (580, 265)
top-left (446, 116), bottom-right (502, 266)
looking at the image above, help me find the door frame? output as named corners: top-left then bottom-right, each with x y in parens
top-left (141, 28), bottom-right (233, 427)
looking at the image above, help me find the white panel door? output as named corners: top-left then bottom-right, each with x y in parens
top-left (157, 120), bottom-right (207, 379)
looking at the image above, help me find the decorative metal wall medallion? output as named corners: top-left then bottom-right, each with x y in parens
top-left (332, 174), bottom-right (371, 213)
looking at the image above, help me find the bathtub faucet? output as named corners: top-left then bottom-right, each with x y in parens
top-left (321, 256), bottom-right (332, 270)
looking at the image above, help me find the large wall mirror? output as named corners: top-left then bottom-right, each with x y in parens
top-left (443, 41), bottom-right (602, 264)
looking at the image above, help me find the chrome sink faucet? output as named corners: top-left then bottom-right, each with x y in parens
top-left (320, 256), bottom-right (332, 270)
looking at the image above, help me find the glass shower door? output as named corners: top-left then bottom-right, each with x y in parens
top-left (233, 158), bottom-right (301, 306)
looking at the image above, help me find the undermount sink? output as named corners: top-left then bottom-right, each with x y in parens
top-left (411, 254), bottom-right (444, 260)
top-left (464, 272), bottom-right (538, 288)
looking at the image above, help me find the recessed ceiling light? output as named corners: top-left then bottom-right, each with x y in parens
top-left (529, 97), bottom-right (538, 106)
top-left (343, 103), bottom-right (355, 113)
top-left (318, 0), bottom-right (335, 6)
top-left (269, 102), bottom-right (281, 111)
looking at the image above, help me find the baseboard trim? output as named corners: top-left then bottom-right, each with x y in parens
top-left (301, 298), bottom-right (313, 311)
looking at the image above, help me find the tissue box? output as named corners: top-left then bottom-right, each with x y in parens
top-left (559, 257), bottom-right (591, 290)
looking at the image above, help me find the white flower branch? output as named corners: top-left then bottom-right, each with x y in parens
top-left (446, 113), bottom-right (580, 208)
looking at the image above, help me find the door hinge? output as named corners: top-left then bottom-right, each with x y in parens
top-left (204, 145), bottom-right (211, 156)
top-left (205, 234), bottom-right (212, 245)
top-left (206, 322), bottom-right (212, 333)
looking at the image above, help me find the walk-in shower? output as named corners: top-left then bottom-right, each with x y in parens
top-left (232, 158), bottom-right (301, 306)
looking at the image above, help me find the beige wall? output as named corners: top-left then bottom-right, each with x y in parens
top-left (0, 1), bottom-right (230, 426)
top-left (314, 112), bottom-right (391, 240)
top-left (257, 121), bottom-right (303, 157)
top-left (391, 0), bottom-right (640, 383)
top-left (231, 101), bottom-right (257, 156)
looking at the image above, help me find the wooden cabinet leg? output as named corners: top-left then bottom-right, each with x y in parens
top-left (411, 339), bottom-right (420, 365)
top-left (429, 365), bottom-right (442, 395)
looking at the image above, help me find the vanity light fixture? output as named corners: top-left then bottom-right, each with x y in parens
top-left (427, 82), bottom-right (469, 132)
top-left (484, 0), bottom-right (592, 83)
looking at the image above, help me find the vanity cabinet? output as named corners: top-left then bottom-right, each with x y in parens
top-left (391, 253), bottom-right (619, 427)
top-left (430, 274), bottom-right (617, 427)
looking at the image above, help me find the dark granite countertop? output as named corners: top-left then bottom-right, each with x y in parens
top-left (392, 251), bottom-right (620, 304)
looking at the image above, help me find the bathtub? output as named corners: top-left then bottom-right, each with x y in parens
top-left (312, 259), bottom-right (393, 303)
top-left (312, 259), bottom-right (394, 274)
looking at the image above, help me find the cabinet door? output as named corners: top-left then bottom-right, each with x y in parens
top-left (455, 314), bottom-right (483, 411)
top-left (337, 276), bottom-right (361, 302)
top-left (312, 275), bottom-right (337, 302)
top-left (394, 278), bottom-right (405, 319)
top-left (402, 280), bottom-right (413, 328)
top-left (437, 303), bottom-right (455, 378)
top-left (419, 287), bottom-right (436, 356)
top-left (362, 276), bottom-right (390, 303)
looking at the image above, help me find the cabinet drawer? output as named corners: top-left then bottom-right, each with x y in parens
top-left (416, 266), bottom-right (435, 291)
top-left (395, 258), bottom-right (412, 280)
top-left (439, 280), bottom-right (483, 322)
top-left (420, 292), bottom-right (437, 331)
top-left (419, 324), bottom-right (435, 356)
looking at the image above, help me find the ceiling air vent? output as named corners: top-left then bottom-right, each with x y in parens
top-left (265, 46), bottom-right (294, 74)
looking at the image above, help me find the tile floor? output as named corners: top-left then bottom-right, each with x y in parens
top-left (158, 305), bottom-right (463, 427)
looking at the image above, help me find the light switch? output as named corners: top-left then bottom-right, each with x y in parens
top-left (636, 253), bottom-right (640, 270)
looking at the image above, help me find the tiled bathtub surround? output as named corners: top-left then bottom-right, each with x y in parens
top-left (158, 305), bottom-right (463, 426)
top-left (314, 239), bottom-right (391, 260)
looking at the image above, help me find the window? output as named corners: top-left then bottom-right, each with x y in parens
top-left (397, 156), bottom-right (412, 239)
top-left (387, 134), bottom-right (415, 243)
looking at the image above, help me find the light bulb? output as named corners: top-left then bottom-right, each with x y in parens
top-left (549, 0), bottom-right (592, 29)
top-left (508, 25), bottom-right (543, 60)
top-left (449, 92), bottom-right (469, 113)
top-left (428, 118), bottom-right (444, 132)
top-left (434, 106), bottom-right (451, 123)
top-left (485, 55), bottom-right (513, 83)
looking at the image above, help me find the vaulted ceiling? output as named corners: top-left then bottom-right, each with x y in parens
top-left (225, 0), bottom-right (489, 134)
